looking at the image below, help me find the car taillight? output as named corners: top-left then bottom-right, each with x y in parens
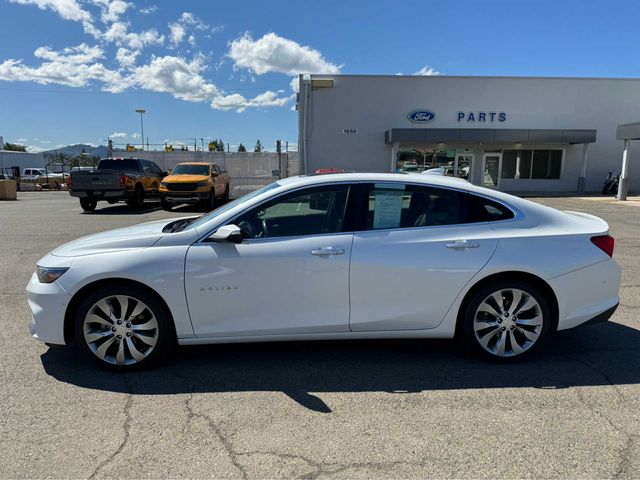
top-left (591, 235), bottom-right (615, 257)
top-left (119, 175), bottom-right (128, 187)
top-left (68, 175), bottom-right (72, 188)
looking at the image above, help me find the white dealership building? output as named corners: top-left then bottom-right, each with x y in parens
top-left (297, 75), bottom-right (640, 193)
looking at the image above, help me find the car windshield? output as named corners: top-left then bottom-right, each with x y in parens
top-left (98, 159), bottom-right (139, 171)
top-left (183, 182), bottom-right (281, 231)
top-left (172, 164), bottom-right (210, 175)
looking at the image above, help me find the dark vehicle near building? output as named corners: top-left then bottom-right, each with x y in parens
top-left (69, 158), bottom-right (165, 212)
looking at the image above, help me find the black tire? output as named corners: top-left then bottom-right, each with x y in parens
top-left (205, 189), bottom-right (216, 211)
top-left (460, 278), bottom-right (554, 362)
top-left (222, 185), bottom-right (230, 204)
top-left (80, 198), bottom-right (97, 212)
top-left (126, 185), bottom-right (144, 209)
top-left (73, 283), bottom-right (174, 370)
top-left (161, 199), bottom-right (172, 211)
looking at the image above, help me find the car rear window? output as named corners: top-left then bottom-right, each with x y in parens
top-left (97, 159), bottom-right (139, 171)
top-left (464, 193), bottom-right (515, 222)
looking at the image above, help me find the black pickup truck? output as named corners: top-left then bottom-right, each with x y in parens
top-left (69, 158), bottom-right (165, 212)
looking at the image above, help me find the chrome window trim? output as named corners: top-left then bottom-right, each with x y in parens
top-left (194, 179), bottom-right (523, 244)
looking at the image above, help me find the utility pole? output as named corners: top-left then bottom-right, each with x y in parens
top-left (201, 138), bottom-right (204, 152)
top-left (135, 109), bottom-right (146, 151)
top-left (276, 140), bottom-right (282, 179)
top-left (194, 138), bottom-right (197, 152)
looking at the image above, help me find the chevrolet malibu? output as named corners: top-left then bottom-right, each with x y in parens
top-left (27, 173), bottom-right (621, 369)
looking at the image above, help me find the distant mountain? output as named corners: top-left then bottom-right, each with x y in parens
top-left (42, 144), bottom-right (119, 157)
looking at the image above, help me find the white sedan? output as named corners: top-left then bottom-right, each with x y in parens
top-left (27, 173), bottom-right (621, 369)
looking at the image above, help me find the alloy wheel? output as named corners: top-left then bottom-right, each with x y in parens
top-left (83, 295), bottom-right (159, 366)
top-left (473, 288), bottom-right (543, 357)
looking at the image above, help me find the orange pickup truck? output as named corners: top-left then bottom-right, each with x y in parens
top-left (159, 162), bottom-right (230, 210)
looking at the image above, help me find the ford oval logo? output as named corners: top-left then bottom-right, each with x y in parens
top-left (408, 110), bottom-right (436, 123)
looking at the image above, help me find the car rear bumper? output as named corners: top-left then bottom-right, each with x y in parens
top-left (70, 189), bottom-right (131, 199)
top-left (549, 258), bottom-right (621, 331)
top-left (26, 272), bottom-right (70, 345)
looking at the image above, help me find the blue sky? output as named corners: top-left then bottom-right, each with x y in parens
top-left (1, 0), bottom-right (640, 152)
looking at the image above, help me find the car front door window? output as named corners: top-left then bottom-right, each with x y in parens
top-left (234, 185), bottom-right (349, 239)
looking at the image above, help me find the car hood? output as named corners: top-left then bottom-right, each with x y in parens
top-left (163, 174), bottom-right (209, 182)
top-left (49, 218), bottom-right (183, 257)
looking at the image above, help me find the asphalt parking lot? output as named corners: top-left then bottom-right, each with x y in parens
top-left (1, 191), bottom-right (639, 479)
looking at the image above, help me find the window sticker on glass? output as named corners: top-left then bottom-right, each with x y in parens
top-left (373, 184), bottom-right (405, 229)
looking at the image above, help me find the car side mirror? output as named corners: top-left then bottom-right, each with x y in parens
top-left (208, 224), bottom-right (242, 243)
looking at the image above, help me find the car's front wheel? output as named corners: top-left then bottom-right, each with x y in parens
top-left (74, 284), bottom-right (173, 369)
top-left (461, 280), bottom-right (553, 361)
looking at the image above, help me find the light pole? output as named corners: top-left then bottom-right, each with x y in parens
top-left (135, 109), bottom-right (146, 151)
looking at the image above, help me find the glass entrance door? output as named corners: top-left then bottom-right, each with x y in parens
top-left (482, 153), bottom-right (502, 188)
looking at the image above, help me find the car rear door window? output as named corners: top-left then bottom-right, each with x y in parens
top-left (235, 185), bottom-right (350, 239)
top-left (366, 184), bottom-right (464, 230)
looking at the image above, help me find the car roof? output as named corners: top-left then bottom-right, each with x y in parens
top-left (175, 162), bottom-right (210, 166)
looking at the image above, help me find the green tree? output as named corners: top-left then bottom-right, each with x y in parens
top-left (254, 139), bottom-right (262, 152)
top-left (4, 142), bottom-right (26, 152)
top-left (237, 143), bottom-right (247, 152)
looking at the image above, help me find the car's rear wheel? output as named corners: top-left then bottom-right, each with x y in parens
top-left (161, 198), bottom-right (172, 211)
top-left (222, 185), bottom-right (230, 204)
top-left (126, 185), bottom-right (144, 209)
top-left (74, 285), bottom-right (173, 370)
top-left (461, 280), bottom-right (553, 361)
top-left (80, 198), bottom-right (97, 212)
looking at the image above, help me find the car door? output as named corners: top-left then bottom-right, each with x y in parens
top-left (212, 165), bottom-right (224, 197)
top-left (185, 183), bottom-right (354, 337)
top-left (349, 182), bottom-right (500, 331)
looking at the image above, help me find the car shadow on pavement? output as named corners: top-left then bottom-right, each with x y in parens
top-left (41, 322), bottom-right (640, 413)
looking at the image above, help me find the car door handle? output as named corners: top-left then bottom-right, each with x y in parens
top-left (446, 240), bottom-right (480, 249)
top-left (311, 247), bottom-right (345, 256)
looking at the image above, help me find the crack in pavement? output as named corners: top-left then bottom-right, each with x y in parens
top-left (236, 450), bottom-right (431, 479)
top-left (88, 375), bottom-right (133, 479)
top-left (182, 391), bottom-right (248, 479)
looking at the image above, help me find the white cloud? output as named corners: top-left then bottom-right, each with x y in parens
top-left (0, 56), bottom-right (124, 91)
top-left (103, 21), bottom-right (164, 50)
top-left (211, 90), bottom-right (295, 113)
top-left (129, 55), bottom-right (219, 101)
top-left (168, 12), bottom-right (209, 47)
top-left (131, 132), bottom-right (141, 139)
top-left (115, 47), bottom-right (138, 68)
top-left (228, 32), bottom-right (340, 76)
top-left (169, 23), bottom-right (186, 46)
top-left (26, 145), bottom-right (48, 153)
top-left (109, 131), bottom-right (127, 138)
top-left (34, 43), bottom-right (103, 64)
top-left (139, 5), bottom-right (157, 14)
top-left (414, 65), bottom-right (441, 76)
top-left (90, 0), bottom-right (131, 23)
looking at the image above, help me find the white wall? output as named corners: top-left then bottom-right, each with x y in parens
top-left (301, 75), bottom-right (640, 193)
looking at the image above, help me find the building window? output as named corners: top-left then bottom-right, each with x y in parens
top-left (501, 149), bottom-right (561, 180)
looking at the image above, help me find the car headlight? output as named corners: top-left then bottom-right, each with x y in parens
top-left (160, 182), bottom-right (168, 188)
top-left (197, 181), bottom-right (210, 187)
top-left (36, 266), bottom-right (69, 284)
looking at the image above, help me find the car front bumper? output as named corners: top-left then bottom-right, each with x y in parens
top-left (26, 272), bottom-right (71, 345)
top-left (161, 191), bottom-right (211, 204)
